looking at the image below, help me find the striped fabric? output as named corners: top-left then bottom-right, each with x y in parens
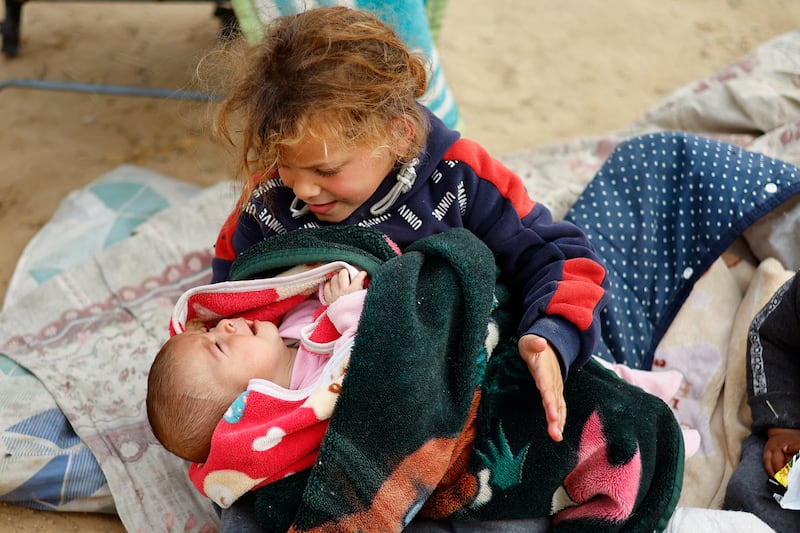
top-left (229, 0), bottom-right (461, 129)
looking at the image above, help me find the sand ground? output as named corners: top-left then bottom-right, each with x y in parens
top-left (1, 1), bottom-right (799, 530)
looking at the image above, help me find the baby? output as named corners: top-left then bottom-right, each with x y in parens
top-left (146, 267), bottom-right (366, 507)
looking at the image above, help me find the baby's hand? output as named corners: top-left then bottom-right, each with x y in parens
top-left (764, 427), bottom-right (800, 476)
top-left (518, 334), bottom-right (565, 442)
top-left (323, 269), bottom-right (367, 304)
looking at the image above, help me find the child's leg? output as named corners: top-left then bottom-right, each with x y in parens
top-left (725, 434), bottom-right (800, 531)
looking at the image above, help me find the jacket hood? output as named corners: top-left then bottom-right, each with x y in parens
top-left (362, 107), bottom-right (460, 216)
top-left (415, 107), bottom-right (462, 181)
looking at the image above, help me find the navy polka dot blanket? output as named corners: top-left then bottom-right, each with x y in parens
top-left (566, 131), bottom-right (800, 370)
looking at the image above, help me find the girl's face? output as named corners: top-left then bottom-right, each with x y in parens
top-left (277, 133), bottom-right (397, 222)
top-left (176, 317), bottom-right (294, 391)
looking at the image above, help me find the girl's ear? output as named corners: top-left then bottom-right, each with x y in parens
top-left (392, 117), bottom-right (415, 156)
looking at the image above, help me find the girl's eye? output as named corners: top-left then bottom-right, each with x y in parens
top-left (316, 168), bottom-right (339, 177)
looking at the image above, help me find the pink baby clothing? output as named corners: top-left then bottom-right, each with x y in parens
top-left (185, 280), bottom-right (364, 508)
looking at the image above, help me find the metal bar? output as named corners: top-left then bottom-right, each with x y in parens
top-left (0, 78), bottom-right (224, 101)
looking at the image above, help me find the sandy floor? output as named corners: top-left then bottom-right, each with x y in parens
top-left (1, 1), bottom-right (799, 530)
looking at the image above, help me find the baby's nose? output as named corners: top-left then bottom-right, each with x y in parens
top-left (227, 318), bottom-right (251, 332)
top-left (216, 318), bottom-right (238, 332)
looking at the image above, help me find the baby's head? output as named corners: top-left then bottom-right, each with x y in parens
top-left (146, 333), bottom-right (235, 463)
top-left (146, 318), bottom-right (293, 462)
top-left (215, 6), bottom-right (431, 187)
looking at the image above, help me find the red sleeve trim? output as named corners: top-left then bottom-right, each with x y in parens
top-left (443, 139), bottom-right (535, 218)
top-left (546, 258), bottom-right (607, 331)
top-left (214, 174), bottom-right (262, 262)
top-left (214, 208), bottom-right (241, 262)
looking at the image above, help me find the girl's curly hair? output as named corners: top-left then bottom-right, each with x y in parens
top-left (214, 6), bottom-right (430, 199)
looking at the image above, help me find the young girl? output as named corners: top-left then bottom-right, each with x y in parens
top-left (211, 5), bottom-right (608, 445)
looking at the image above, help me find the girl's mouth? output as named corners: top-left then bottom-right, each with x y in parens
top-left (307, 201), bottom-right (336, 215)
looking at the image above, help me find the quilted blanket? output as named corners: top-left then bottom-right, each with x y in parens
top-left (224, 227), bottom-right (682, 532)
top-left (3, 28), bottom-right (800, 533)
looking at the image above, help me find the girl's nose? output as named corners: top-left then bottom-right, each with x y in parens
top-left (290, 172), bottom-right (321, 200)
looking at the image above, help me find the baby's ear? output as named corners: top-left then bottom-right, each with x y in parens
top-left (186, 318), bottom-right (208, 332)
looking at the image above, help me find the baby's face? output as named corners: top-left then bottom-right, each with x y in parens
top-left (176, 318), bottom-right (293, 390)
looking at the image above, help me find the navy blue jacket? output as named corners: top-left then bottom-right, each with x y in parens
top-left (212, 110), bottom-right (608, 373)
top-left (747, 272), bottom-right (800, 434)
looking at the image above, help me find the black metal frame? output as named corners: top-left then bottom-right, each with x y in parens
top-left (0, 1), bottom-right (235, 100)
top-left (1, 0), bottom-right (237, 57)
top-left (1, 0), bottom-right (22, 56)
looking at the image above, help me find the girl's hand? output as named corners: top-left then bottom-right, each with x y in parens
top-left (323, 269), bottom-right (367, 304)
top-left (764, 427), bottom-right (800, 476)
top-left (518, 334), bottom-right (565, 442)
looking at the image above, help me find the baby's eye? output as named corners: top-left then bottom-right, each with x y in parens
top-left (212, 337), bottom-right (223, 352)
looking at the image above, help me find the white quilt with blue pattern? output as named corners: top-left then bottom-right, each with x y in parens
top-left (0, 166), bottom-right (202, 513)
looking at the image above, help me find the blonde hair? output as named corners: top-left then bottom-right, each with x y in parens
top-left (146, 336), bottom-right (239, 463)
top-left (215, 6), bottom-right (430, 200)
